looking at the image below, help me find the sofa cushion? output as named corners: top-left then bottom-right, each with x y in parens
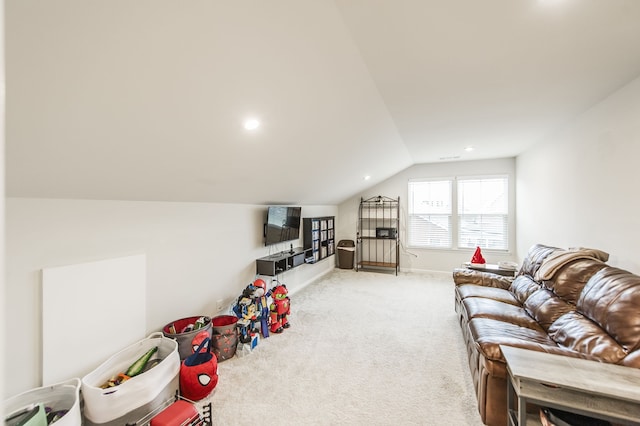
top-left (621, 350), bottom-right (640, 368)
top-left (456, 285), bottom-right (519, 305)
top-left (524, 288), bottom-right (575, 330)
top-left (508, 275), bottom-right (542, 305)
top-left (462, 298), bottom-right (540, 329)
top-left (517, 244), bottom-right (560, 278)
top-left (547, 312), bottom-right (626, 363)
top-left (452, 267), bottom-right (512, 289)
top-left (576, 266), bottom-right (640, 353)
top-left (542, 258), bottom-right (607, 304)
top-left (468, 318), bottom-right (554, 362)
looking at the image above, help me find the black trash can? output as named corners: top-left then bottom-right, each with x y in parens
top-left (337, 240), bottom-right (355, 269)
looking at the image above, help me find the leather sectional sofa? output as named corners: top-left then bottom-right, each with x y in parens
top-left (453, 244), bottom-right (640, 426)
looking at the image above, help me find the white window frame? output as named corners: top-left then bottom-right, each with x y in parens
top-left (407, 175), bottom-right (510, 251)
top-left (457, 175), bottom-right (509, 251)
top-left (407, 178), bottom-right (453, 249)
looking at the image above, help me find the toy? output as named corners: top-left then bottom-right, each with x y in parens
top-left (252, 278), bottom-right (271, 338)
top-left (191, 330), bottom-right (210, 354)
top-left (179, 338), bottom-right (218, 401)
top-left (100, 346), bottom-right (158, 388)
top-left (232, 280), bottom-right (267, 344)
top-left (269, 284), bottom-right (290, 333)
top-left (233, 295), bottom-right (257, 344)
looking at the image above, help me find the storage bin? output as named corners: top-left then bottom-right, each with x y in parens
top-left (4, 378), bottom-right (82, 426)
top-left (179, 336), bottom-right (219, 402)
top-left (211, 315), bottom-right (238, 362)
top-left (5, 403), bottom-right (47, 426)
top-left (150, 400), bottom-right (201, 426)
top-left (81, 332), bottom-right (180, 425)
top-left (162, 316), bottom-right (212, 360)
top-left (337, 240), bottom-right (355, 269)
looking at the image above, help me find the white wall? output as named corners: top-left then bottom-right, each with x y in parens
top-left (337, 158), bottom-right (517, 272)
top-left (4, 198), bottom-right (336, 396)
top-left (517, 75), bottom-right (640, 274)
top-left (1, 0), bottom-right (6, 419)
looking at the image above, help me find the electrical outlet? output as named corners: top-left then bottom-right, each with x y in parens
top-left (216, 299), bottom-right (224, 312)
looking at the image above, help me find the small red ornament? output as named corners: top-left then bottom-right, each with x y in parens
top-left (471, 246), bottom-right (486, 264)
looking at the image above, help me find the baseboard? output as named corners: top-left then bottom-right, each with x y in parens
top-left (400, 267), bottom-right (451, 277)
top-left (287, 267), bottom-right (335, 297)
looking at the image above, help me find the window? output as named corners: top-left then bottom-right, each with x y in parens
top-left (408, 175), bottom-right (509, 250)
top-left (408, 180), bottom-right (452, 248)
top-left (457, 176), bottom-right (508, 250)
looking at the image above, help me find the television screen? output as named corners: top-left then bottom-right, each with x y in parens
top-left (264, 206), bottom-right (302, 246)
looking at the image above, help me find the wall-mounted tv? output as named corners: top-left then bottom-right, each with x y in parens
top-left (264, 206), bottom-right (302, 246)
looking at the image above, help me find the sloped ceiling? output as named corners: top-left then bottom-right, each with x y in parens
top-left (6, 0), bottom-right (640, 205)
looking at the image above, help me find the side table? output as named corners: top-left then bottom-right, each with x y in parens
top-left (463, 262), bottom-right (517, 277)
top-left (501, 345), bottom-right (640, 425)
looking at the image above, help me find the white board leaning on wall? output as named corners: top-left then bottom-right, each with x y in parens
top-left (41, 254), bottom-right (146, 386)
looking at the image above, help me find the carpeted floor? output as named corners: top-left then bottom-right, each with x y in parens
top-left (207, 269), bottom-right (484, 426)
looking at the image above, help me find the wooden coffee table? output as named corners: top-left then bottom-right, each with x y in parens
top-left (501, 345), bottom-right (640, 425)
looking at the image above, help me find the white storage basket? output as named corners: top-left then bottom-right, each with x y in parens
top-left (81, 332), bottom-right (180, 425)
top-left (4, 378), bottom-right (82, 426)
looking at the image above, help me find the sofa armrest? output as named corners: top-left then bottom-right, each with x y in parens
top-left (453, 268), bottom-right (513, 289)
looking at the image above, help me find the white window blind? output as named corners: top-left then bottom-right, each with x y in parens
top-left (457, 176), bottom-right (508, 250)
top-left (408, 180), bottom-right (452, 248)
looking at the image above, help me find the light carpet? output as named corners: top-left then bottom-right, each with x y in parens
top-left (207, 269), bottom-right (483, 426)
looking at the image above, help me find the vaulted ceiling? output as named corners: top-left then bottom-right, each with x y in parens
top-left (6, 0), bottom-right (640, 205)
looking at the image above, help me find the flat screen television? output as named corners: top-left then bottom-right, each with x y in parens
top-left (264, 206), bottom-right (302, 246)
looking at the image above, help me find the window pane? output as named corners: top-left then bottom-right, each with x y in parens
top-left (408, 214), bottom-right (451, 248)
top-left (458, 214), bottom-right (508, 250)
top-left (458, 178), bottom-right (507, 214)
top-left (409, 180), bottom-right (451, 214)
top-left (457, 176), bottom-right (508, 250)
top-left (408, 180), bottom-right (452, 248)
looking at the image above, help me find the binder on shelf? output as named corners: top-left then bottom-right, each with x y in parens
top-left (303, 216), bottom-right (335, 264)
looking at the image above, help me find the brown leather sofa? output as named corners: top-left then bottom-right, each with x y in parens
top-left (453, 244), bottom-right (640, 426)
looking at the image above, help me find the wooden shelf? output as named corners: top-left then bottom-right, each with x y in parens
top-left (358, 261), bottom-right (397, 268)
top-left (359, 236), bottom-right (396, 240)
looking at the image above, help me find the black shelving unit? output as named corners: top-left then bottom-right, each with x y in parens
top-left (303, 216), bottom-right (335, 263)
top-left (356, 196), bottom-right (399, 275)
top-left (256, 247), bottom-right (311, 276)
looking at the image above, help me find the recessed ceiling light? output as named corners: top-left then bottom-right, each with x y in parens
top-left (363, 175), bottom-right (371, 181)
top-left (464, 146), bottom-right (474, 152)
top-left (243, 118), bottom-right (260, 131)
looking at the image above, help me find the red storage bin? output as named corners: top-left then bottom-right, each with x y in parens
top-left (150, 400), bottom-right (200, 426)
